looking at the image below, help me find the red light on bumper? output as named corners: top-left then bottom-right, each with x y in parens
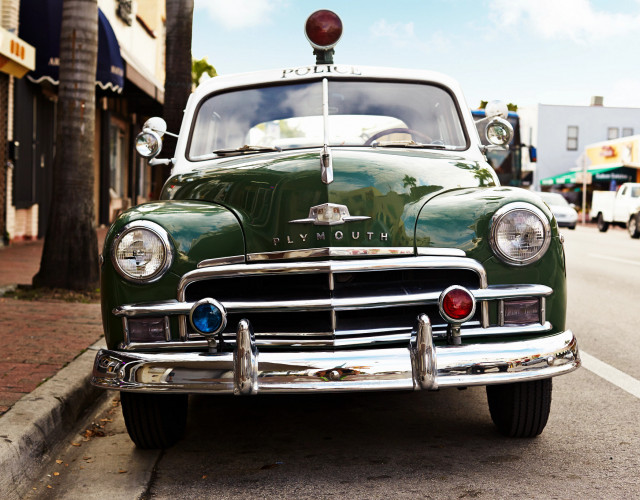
top-left (439, 286), bottom-right (476, 323)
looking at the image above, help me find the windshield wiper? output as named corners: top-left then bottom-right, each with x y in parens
top-left (370, 139), bottom-right (449, 149)
top-left (213, 145), bottom-right (282, 156)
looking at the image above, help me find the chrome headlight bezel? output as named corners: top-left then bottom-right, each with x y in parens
top-left (489, 202), bottom-right (551, 266)
top-left (111, 221), bottom-right (173, 283)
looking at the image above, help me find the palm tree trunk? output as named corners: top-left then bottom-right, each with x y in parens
top-left (154, 0), bottom-right (193, 195)
top-left (33, 0), bottom-right (99, 291)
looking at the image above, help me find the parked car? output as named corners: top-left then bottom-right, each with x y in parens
top-left (91, 10), bottom-right (579, 448)
top-left (537, 192), bottom-right (578, 229)
top-left (589, 182), bottom-right (640, 234)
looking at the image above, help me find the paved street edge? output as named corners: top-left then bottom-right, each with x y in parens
top-left (0, 339), bottom-right (107, 499)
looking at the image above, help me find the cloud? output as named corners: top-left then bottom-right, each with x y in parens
top-left (195, 0), bottom-right (283, 29)
top-left (369, 19), bottom-right (451, 53)
top-left (488, 0), bottom-right (640, 43)
top-left (370, 19), bottom-right (416, 45)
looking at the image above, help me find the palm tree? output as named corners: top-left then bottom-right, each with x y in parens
top-left (163, 0), bottom-right (193, 159)
top-left (33, 0), bottom-right (99, 291)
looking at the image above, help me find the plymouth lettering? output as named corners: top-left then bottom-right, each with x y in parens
top-left (273, 231), bottom-right (389, 246)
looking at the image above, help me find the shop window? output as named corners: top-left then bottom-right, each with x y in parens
top-left (607, 127), bottom-right (619, 140)
top-left (567, 126), bottom-right (578, 151)
top-left (109, 122), bottom-right (126, 196)
top-left (137, 156), bottom-right (150, 202)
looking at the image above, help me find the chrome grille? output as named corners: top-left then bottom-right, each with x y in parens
top-left (178, 256), bottom-right (486, 349)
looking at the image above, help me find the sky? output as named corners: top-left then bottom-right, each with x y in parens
top-left (191, 0), bottom-right (640, 110)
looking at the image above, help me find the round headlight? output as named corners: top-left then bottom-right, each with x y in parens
top-left (490, 203), bottom-right (551, 266)
top-left (112, 221), bottom-right (173, 282)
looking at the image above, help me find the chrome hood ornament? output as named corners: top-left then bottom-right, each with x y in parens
top-left (289, 203), bottom-right (370, 226)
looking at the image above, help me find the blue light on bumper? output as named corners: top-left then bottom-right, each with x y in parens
top-left (190, 299), bottom-right (226, 334)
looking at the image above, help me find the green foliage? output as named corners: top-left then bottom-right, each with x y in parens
top-left (192, 57), bottom-right (217, 86)
top-left (279, 120), bottom-right (304, 138)
top-left (478, 101), bottom-right (518, 112)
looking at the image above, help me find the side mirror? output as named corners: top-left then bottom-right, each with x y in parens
top-left (135, 117), bottom-right (174, 159)
top-left (143, 117), bottom-right (168, 137)
top-left (484, 117), bottom-right (513, 147)
top-left (135, 117), bottom-right (178, 159)
top-left (484, 100), bottom-right (509, 119)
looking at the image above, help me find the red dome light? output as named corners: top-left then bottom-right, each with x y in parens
top-left (305, 10), bottom-right (343, 49)
top-left (439, 286), bottom-right (476, 323)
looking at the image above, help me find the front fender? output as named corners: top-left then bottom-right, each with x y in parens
top-left (415, 187), bottom-right (566, 331)
top-left (100, 200), bottom-right (245, 349)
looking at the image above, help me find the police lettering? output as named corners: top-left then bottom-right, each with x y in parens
top-left (282, 66), bottom-right (362, 79)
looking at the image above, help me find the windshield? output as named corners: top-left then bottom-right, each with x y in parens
top-left (188, 80), bottom-right (467, 160)
top-left (539, 192), bottom-right (570, 207)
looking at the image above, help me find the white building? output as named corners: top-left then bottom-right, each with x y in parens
top-left (519, 100), bottom-right (640, 190)
top-left (7, 0), bottom-right (166, 241)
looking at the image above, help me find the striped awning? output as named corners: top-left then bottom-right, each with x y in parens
top-left (540, 165), bottom-right (637, 185)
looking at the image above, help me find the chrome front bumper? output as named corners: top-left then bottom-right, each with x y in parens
top-left (91, 316), bottom-right (579, 394)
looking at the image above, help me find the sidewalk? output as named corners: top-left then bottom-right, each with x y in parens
top-left (0, 231), bottom-right (110, 497)
top-left (0, 232), bottom-right (106, 415)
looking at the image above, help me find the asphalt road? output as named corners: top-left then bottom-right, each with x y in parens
top-left (27, 225), bottom-right (640, 499)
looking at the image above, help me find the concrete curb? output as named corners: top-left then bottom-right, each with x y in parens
top-left (0, 339), bottom-right (107, 499)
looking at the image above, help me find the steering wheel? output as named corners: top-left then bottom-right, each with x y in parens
top-left (364, 127), bottom-right (433, 145)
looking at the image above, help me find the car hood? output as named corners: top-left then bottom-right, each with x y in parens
top-left (163, 148), bottom-right (497, 254)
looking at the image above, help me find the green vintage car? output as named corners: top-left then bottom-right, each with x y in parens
top-left (92, 11), bottom-right (580, 448)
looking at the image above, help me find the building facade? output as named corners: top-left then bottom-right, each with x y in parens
top-left (519, 101), bottom-right (640, 190)
top-left (6, 0), bottom-right (165, 241)
top-left (0, 0), bottom-right (34, 245)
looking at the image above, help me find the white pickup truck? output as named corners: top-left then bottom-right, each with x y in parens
top-left (590, 182), bottom-right (640, 237)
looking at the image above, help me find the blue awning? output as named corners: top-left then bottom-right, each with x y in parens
top-left (19, 0), bottom-right (124, 93)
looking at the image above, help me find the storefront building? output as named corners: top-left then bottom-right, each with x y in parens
top-left (6, 0), bottom-right (165, 240)
top-left (0, 0), bottom-right (34, 245)
top-left (540, 135), bottom-right (640, 210)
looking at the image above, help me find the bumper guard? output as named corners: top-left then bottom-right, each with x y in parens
top-left (91, 316), bottom-right (579, 394)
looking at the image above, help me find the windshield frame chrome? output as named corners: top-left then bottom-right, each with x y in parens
top-left (185, 77), bottom-right (471, 162)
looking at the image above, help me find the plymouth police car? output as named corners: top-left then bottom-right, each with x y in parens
top-left (92, 10), bottom-right (580, 448)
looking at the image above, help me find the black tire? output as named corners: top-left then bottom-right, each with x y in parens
top-left (486, 378), bottom-right (552, 438)
top-left (628, 215), bottom-right (640, 239)
top-left (568, 225), bottom-right (576, 230)
top-left (597, 213), bottom-right (609, 232)
top-left (120, 392), bottom-right (188, 449)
